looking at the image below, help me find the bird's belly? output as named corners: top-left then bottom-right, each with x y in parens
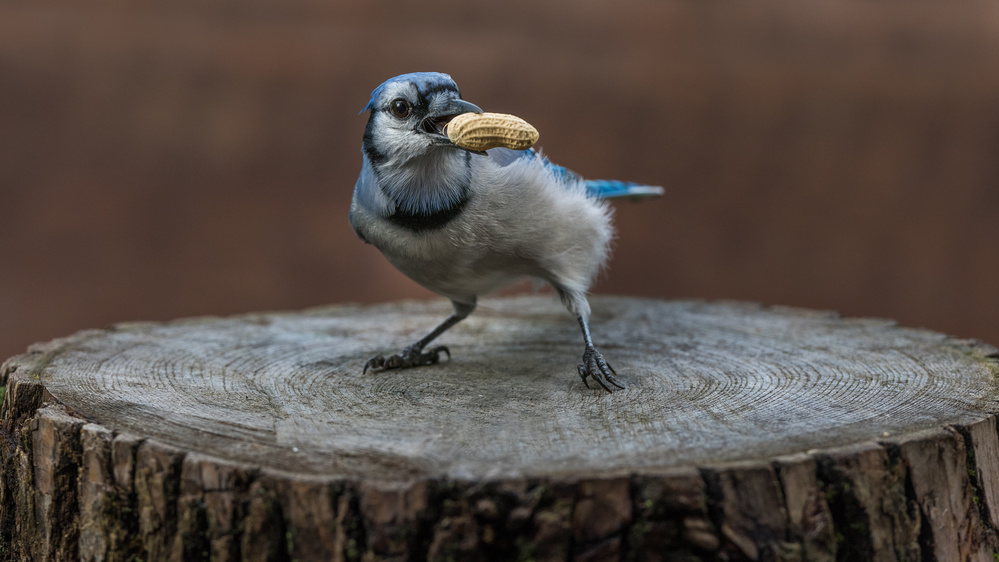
top-left (385, 248), bottom-right (524, 302)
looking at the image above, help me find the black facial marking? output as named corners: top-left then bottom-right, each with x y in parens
top-left (421, 83), bottom-right (457, 98)
top-left (362, 118), bottom-right (387, 166)
top-left (411, 93), bottom-right (431, 117)
top-left (413, 83), bottom-right (460, 116)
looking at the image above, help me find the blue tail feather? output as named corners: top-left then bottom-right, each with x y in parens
top-left (585, 179), bottom-right (664, 200)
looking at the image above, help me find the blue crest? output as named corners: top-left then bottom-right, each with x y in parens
top-left (360, 72), bottom-right (458, 114)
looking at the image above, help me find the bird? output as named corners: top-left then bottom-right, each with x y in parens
top-left (349, 72), bottom-right (662, 391)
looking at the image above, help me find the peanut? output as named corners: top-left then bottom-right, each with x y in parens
top-left (445, 112), bottom-right (539, 151)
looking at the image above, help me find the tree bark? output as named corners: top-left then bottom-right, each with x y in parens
top-left (2, 296), bottom-right (998, 561)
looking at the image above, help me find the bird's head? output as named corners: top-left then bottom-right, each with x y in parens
top-left (361, 72), bottom-right (484, 165)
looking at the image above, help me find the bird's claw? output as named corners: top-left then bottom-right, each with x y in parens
top-left (363, 345), bottom-right (451, 374)
top-left (577, 346), bottom-right (624, 392)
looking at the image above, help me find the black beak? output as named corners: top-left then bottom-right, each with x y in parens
top-left (421, 99), bottom-right (487, 154)
top-left (444, 99), bottom-right (484, 116)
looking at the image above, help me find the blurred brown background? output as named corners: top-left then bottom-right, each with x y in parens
top-left (2, 0), bottom-right (997, 362)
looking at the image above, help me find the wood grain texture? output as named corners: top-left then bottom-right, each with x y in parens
top-left (2, 296), bottom-right (999, 560)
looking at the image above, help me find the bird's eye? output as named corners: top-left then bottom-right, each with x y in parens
top-left (390, 99), bottom-right (411, 118)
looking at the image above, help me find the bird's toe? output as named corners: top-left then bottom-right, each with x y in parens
top-left (363, 345), bottom-right (452, 373)
top-left (579, 347), bottom-right (624, 392)
top-left (363, 355), bottom-right (386, 374)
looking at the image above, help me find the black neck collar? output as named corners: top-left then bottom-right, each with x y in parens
top-left (379, 151), bottom-right (473, 232)
top-left (386, 193), bottom-right (470, 231)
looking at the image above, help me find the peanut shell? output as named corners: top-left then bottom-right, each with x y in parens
top-left (446, 112), bottom-right (539, 151)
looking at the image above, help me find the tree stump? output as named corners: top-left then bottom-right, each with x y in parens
top-left (2, 296), bottom-right (998, 561)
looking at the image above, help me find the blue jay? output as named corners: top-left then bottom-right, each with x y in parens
top-left (350, 72), bottom-right (662, 391)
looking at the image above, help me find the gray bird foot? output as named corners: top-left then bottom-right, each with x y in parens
top-left (577, 346), bottom-right (624, 392)
top-left (363, 345), bottom-right (450, 374)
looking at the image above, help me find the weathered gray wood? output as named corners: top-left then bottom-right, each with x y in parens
top-left (1, 296), bottom-right (998, 561)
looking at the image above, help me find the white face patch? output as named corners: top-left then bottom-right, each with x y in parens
top-left (371, 112), bottom-right (426, 161)
top-left (363, 75), bottom-right (473, 215)
top-left (372, 83), bottom-right (424, 152)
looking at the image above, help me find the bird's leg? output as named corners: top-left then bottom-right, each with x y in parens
top-left (364, 300), bottom-right (474, 373)
top-left (575, 314), bottom-right (624, 392)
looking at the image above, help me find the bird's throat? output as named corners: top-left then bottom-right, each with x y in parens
top-left (378, 150), bottom-right (473, 231)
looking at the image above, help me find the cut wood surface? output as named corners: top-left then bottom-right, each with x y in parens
top-left (2, 296), bottom-right (999, 561)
